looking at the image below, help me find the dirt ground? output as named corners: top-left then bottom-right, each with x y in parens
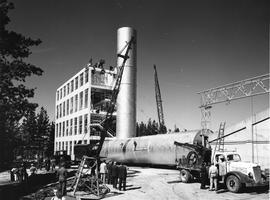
top-left (98, 167), bottom-right (269, 200)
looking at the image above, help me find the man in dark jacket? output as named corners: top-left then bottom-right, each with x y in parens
top-left (200, 162), bottom-right (208, 189)
top-left (111, 162), bottom-right (119, 189)
top-left (118, 163), bottom-right (127, 191)
top-left (107, 161), bottom-right (112, 184)
top-left (57, 163), bottom-right (68, 196)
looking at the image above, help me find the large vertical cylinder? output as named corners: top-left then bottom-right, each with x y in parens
top-left (116, 27), bottom-right (137, 139)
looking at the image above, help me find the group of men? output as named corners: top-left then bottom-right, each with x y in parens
top-left (200, 156), bottom-right (227, 192)
top-left (10, 163), bottom-right (28, 183)
top-left (100, 161), bottom-right (128, 191)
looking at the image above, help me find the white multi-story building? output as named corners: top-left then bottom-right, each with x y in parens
top-left (55, 65), bottom-right (117, 160)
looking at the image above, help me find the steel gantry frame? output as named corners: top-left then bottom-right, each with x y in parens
top-left (198, 73), bottom-right (270, 147)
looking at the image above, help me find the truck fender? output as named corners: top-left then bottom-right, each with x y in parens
top-left (224, 171), bottom-right (251, 184)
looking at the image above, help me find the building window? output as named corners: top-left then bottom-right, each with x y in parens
top-left (70, 97), bottom-right (73, 114)
top-left (80, 73), bottom-right (83, 87)
top-left (84, 114), bottom-right (88, 134)
top-left (62, 141), bottom-right (64, 150)
top-left (79, 116), bottom-right (82, 134)
top-left (60, 88), bottom-right (62, 99)
top-left (57, 91), bottom-right (59, 101)
top-left (74, 117), bottom-right (77, 135)
top-left (85, 69), bottom-right (89, 83)
top-left (69, 141), bottom-right (72, 155)
top-left (66, 120), bottom-right (69, 136)
top-left (62, 121), bottom-right (65, 137)
top-left (55, 142), bottom-right (58, 151)
top-left (75, 77), bottom-right (78, 90)
top-left (65, 141), bottom-right (68, 151)
top-left (63, 101), bottom-right (65, 117)
top-left (56, 105), bottom-right (59, 119)
top-left (59, 103), bottom-right (62, 118)
top-left (59, 123), bottom-right (62, 137)
top-left (79, 91), bottom-right (83, 110)
top-left (66, 99), bottom-right (69, 116)
top-left (71, 80), bottom-right (74, 92)
top-left (64, 85), bottom-right (66, 97)
top-left (85, 89), bottom-right (88, 108)
top-left (75, 94), bottom-right (78, 112)
top-left (56, 123), bottom-right (58, 137)
top-left (67, 83), bottom-right (70, 94)
top-left (59, 142), bottom-right (61, 151)
top-left (84, 140), bottom-right (87, 144)
top-left (70, 119), bottom-right (73, 135)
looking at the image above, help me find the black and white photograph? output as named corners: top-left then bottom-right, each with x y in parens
top-left (0, 0), bottom-right (269, 199)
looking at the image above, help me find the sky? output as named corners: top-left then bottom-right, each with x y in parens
top-left (7, 0), bottom-right (269, 131)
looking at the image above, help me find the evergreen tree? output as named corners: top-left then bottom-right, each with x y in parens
top-left (45, 122), bottom-right (55, 157)
top-left (20, 110), bottom-right (37, 146)
top-left (136, 118), bottom-right (168, 137)
top-left (0, 0), bottom-right (43, 166)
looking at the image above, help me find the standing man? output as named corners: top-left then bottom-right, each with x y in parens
top-left (100, 160), bottom-right (107, 184)
top-left (51, 157), bottom-right (56, 171)
top-left (57, 162), bottom-right (68, 196)
top-left (107, 161), bottom-right (112, 184)
top-left (45, 157), bottom-right (51, 172)
top-left (118, 163), bottom-right (127, 191)
top-left (29, 163), bottom-right (37, 176)
top-left (208, 162), bottom-right (218, 192)
top-left (111, 162), bottom-right (119, 189)
top-left (219, 156), bottom-right (226, 183)
top-left (199, 162), bottom-right (208, 189)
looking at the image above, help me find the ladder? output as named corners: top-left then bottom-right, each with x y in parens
top-left (212, 122), bottom-right (226, 162)
top-left (217, 122), bottom-right (226, 151)
top-left (72, 156), bottom-right (87, 195)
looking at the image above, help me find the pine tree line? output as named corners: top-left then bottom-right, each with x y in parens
top-left (0, 0), bottom-right (54, 169)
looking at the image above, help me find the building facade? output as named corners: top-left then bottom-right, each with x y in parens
top-left (55, 65), bottom-right (117, 159)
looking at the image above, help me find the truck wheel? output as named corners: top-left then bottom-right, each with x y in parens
top-left (226, 175), bottom-right (241, 193)
top-left (180, 169), bottom-right (192, 183)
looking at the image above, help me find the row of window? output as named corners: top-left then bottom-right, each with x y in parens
top-left (55, 140), bottom-right (88, 155)
top-left (56, 89), bottom-right (88, 119)
top-left (57, 69), bottom-right (89, 101)
top-left (55, 114), bottom-right (88, 137)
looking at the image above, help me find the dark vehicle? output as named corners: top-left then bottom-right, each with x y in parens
top-left (54, 150), bottom-right (71, 168)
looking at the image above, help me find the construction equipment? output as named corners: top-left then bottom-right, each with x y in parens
top-left (74, 36), bottom-right (135, 160)
top-left (198, 73), bottom-right (269, 153)
top-left (72, 156), bottom-right (110, 198)
top-left (95, 36), bottom-right (136, 158)
top-left (72, 156), bottom-right (88, 195)
top-left (153, 65), bottom-right (166, 133)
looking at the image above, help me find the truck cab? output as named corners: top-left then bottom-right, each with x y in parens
top-left (213, 151), bottom-right (268, 193)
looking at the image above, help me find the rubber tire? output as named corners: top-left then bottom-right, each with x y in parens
top-left (226, 175), bottom-right (241, 193)
top-left (180, 169), bottom-right (192, 183)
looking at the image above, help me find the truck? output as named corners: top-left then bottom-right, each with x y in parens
top-left (176, 142), bottom-right (268, 193)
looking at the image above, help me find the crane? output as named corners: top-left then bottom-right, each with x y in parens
top-left (95, 36), bottom-right (136, 158)
top-left (74, 37), bottom-right (135, 160)
top-left (154, 65), bottom-right (166, 133)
